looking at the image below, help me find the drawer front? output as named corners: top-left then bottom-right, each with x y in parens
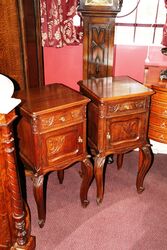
top-left (149, 113), bottom-right (167, 132)
top-left (106, 98), bottom-right (147, 117)
top-left (149, 126), bottom-right (167, 143)
top-left (152, 91), bottom-right (167, 103)
top-left (40, 124), bottom-right (84, 170)
top-left (150, 100), bottom-right (167, 117)
top-left (106, 113), bottom-right (147, 151)
top-left (39, 106), bottom-right (85, 132)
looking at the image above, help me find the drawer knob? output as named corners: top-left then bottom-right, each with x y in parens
top-left (163, 110), bottom-right (167, 115)
top-left (159, 134), bottom-right (165, 140)
top-left (78, 136), bottom-right (83, 143)
top-left (59, 116), bottom-right (65, 122)
top-left (161, 122), bottom-right (166, 128)
top-left (106, 132), bottom-right (111, 140)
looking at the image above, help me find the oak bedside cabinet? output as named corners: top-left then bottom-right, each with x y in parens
top-left (15, 83), bottom-right (93, 228)
top-left (78, 76), bottom-right (154, 204)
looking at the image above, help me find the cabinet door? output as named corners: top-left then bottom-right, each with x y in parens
top-left (105, 113), bottom-right (147, 152)
top-left (83, 18), bottom-right (115, 79)
top-left (41, 124), bottom-right (84, 169)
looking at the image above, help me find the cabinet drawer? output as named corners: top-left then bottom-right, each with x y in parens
top-left (149, 113), bottom-right (167, 131)
top-left (106, 98), bottom-right (147, 117)
top-left (39, 106), bottom-right (85, 132)
top-left (149, 126), bottom-right (167, 143)
top-left (40, 124), bottom-right (84, 170)
top-left (150, 100), bottom-right (167, 117)
top-left (152, 91), bottom-right (167, 103)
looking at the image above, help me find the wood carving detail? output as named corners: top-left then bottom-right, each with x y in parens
top-left (109, 119), bottom-right (139, 142)
top-left (107, 100), bottom-right (146, 114)
top-left (2, 126), bottom-right (27, 246)
top-left (91, 27), bottom-right (106, 77)
top-left (47, 136), bottom-right (65, 156)
top-left (99, 104), bottom-right (106, 118)
top-left (40, 109), bottom-right (83, 130)
top-left (32, 116), bottom-right (38, 134)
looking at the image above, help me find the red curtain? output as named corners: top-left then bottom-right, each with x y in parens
top-left (162, 0), bottom-right (167, 46)
top-left (40, 0), bottom-right (83, 47)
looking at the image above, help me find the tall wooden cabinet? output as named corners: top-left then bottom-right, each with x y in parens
top-left (0, 0), bottom-right (44, 90)
top-left (79, 0), bottom-right (123, 79)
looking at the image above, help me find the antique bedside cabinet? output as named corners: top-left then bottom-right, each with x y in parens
top-left (15, 83), bottom-right (93, 228)
top-left (78, 76), bottom-right (154, 203)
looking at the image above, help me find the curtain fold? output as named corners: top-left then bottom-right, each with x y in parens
top-left (40, 0), bottom-right (83, 48)
top-left (162, 0), bottom-right (167, 46)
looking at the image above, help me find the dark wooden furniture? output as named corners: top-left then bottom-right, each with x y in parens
top-left (0, 0), bottom-right (44, 90)
top-left (0, 110), bottom-right (35, 249)
top-left (78, 76), bottom-right (154, 203)
top-left (79, 0), bottom-right (123, 79)
top-left (15, 83), bottom-right (93, 228)
top-left (144, 65), bottom-right (167, 143)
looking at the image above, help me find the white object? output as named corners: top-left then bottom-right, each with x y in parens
top-left (0, 74), bottom-right (21, 114)
top-left (73, 14), bottom-right (81, 27)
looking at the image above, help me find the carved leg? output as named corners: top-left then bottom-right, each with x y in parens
top-left (57, 170), bottom-right (64, 184)
top-left (80, 157), bottom-right (93, 208)
top-left (94, 156), bottom-right (106, 204)
top-left (117, 154), bottom-right (124, 170)
top-left (136, 144), bottom-right (153, 193)
top-left (32, 174), bottom-right (45, 228)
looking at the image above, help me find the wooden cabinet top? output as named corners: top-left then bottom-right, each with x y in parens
top-left (15, 83), bottom-right (89, 115)
top-left (78, 76), bottom-right (153, 102)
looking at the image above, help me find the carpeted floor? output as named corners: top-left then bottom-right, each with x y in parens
top-left (26, 151), bottom-right (167, 250)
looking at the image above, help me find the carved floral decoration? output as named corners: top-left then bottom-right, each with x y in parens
top-left (40, 0), bottom-right (83, 47)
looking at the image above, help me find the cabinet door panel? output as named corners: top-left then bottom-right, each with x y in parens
top-left (41, 124), bottom-right (84, 168)
top-left (106, 113), bottom-right (147, 151)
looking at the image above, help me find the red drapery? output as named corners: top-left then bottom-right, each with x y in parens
top-left (162, 0), bottom-right (167, 46)
top-left (40, 0), bottom-right (83, 47)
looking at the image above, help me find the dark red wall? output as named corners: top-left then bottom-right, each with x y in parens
top-left (44, 44), bottom-right (166, 89)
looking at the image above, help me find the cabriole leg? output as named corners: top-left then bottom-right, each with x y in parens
top-left (32, 174), bottom-right (45, 228)
top-left (80, 157), bottom-right (93, 208)
top-left (136, 144), bottom-right (153, 193)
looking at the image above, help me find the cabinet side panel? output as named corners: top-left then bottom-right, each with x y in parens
top-left (18, 118), bottom-right (35, 168)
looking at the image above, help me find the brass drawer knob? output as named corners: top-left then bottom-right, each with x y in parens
top-left (159, 134), bottom-right (165, 140)
top-left (59, 116), bottom-right (66, 122)
top-left (78, 136), bottom-right (83, 143)
top-left (160, 122), bottom-right (166, 128)
top-left (106, 132), bottom-right (111, 140)
top-left (163, 110), bottom-right (167, 115)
